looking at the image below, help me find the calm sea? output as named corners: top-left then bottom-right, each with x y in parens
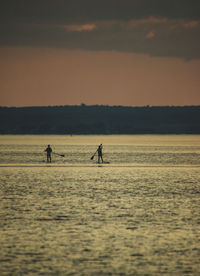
top-left (0, 135), bottom-right (200, 275)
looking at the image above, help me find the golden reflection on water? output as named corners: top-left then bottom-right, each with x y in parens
top-left (0, 135), bottom-right (200, 275)
top-left (1, 134), bottom-right (200, 146)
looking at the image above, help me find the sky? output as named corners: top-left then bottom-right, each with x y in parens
top-left (0, 0), bottom-right (200, 107)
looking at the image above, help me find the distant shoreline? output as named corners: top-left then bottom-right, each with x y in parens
top-left (1, 104), bottom-right (200, 109)
top-left (1, 105), bottom-right (200, 135)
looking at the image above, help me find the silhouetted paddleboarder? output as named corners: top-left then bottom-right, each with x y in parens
top-left (91, 144), bottom-right (110, 164)
top-left (97, 144), bottom-right (103, 163)
top-left (45, 145), bottom-right (52, 163)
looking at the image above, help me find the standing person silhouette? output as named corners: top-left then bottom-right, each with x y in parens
top-left (97, 144), bottom-right (103, 163)
top-left (45, 145), bottom-right (52, 163)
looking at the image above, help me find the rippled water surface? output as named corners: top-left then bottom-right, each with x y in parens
top-left (0, 135), bottom-right (200, 275)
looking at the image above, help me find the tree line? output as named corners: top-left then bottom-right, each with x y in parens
top-left (0, 105), bottom-right (200, 134)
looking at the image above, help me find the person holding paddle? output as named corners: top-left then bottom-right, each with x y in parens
top-left (97, 144), bottom-right (103, 163)
top-left (45, 145), bottom-right (52, 163)
top-left (91, 144), bottom-right (104, 163)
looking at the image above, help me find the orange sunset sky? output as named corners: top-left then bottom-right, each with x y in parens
top-left (0, 0), bottom-right (200, 107)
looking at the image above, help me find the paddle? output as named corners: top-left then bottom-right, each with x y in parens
top-left (53, 152), bottom-right (65, 157)
top-left (90, 150), bottom-right (97, 160)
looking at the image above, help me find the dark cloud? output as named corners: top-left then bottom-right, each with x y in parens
top-left (1, 0), bottom-right (200, 23)
top-left (0, 0), bottom-right (200, 59)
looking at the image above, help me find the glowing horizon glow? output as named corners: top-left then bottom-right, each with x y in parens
top-left (0, 47), bottom-right (200, 107)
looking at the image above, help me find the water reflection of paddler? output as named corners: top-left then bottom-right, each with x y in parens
top-left (97, 144), bottom-right (103, 163)
top-left (45, 145), bottom-right (52, 163)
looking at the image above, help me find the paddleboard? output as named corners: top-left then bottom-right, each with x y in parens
top-left (39, 161), bottom-right (55, 163)
top-left (92, 161), bottom-right (110, 164)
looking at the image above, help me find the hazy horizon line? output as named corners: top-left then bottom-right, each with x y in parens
top-left (1, 104), bottom-right (200, 109)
